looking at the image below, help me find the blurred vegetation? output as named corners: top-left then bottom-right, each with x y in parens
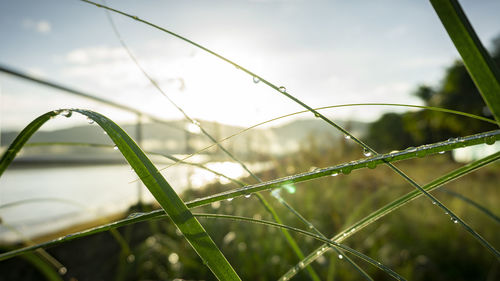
top-left (1, 142), bottom-right (498, 281)
top-left (364, 36), bottom-right (500, 153)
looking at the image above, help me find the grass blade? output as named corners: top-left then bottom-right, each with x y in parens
top-left (195, 213), bottom-right (406, 281)
top-left (430, 0), bottom-right (500, 124)
top-left (0, 109), bottom-right (241, 281)
top-left (279, 150), bottom-right (500, 280)
top-left (2, 132), bottom-right (498, 263)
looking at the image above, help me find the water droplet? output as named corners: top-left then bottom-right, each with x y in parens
top-left (367, 161), bottom-right (377, 169)
top-left (485, 136), bottom-right (496, 145)
top-left (192, 120), bottom-right (201, 126)
top-left (278, 86), bottom-right (286, 93)
top-left (133, 15), bottom-right (139, 20)
top-left (432, 201), bottom-right (437, 205)
top-left (87, 117), bottom-right (94, 124)
top-left (338, 254), bottom-right (343, 259)
top-left (331, 172), bottom-right (339, 177)
top-left (406, 146), bottom-right (417, 153)
top-left (316, 250), bottom-right (322, 255)
top-left (451, 217), bottom-right (458, 224)
top-left (341, 167), bottom-right (351, 175)
top-left (62, 110), bottom-right (72, 118)
top-left (314, 112), bottom-right (320, 118)
top-left (344, 135), bottom-right (351, 140)
top-left (58, 267), bottom-right (67, 275)
top-left (103, 131), bottom-right (108, 135)
top-left (342, 233), bottom-right (347, 237)
top-left (253, 76), bottom-right (260, 83)
top-left (438, 150), bottom-right (445, 154)
top-left (127, 254), bottom-right (135, 263)
top-left (308, 224), bottom-right (314, 229)
top-left (226, 198), bottom-right (233, 202)
top-left (298, 261), bottom-right (304, 268)
top-left (113, 145), bottom-right (118, 150)
top-left (363, 148), bottom-right (373, 157)
top-left (444, 211), bottom-right (449, 215)
top-left (244, 194), bottom-right (251, 198)
top-left (283, 184), bottom-right (296, 194)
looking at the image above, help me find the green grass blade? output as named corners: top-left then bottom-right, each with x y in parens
top-left (195, 213), bottom-right (406, 281)
top-left (80, 0), bottom-right (499, 260)
top-left (0, 109), bottom-right (240, 281)
top-left (2, 131), bottom-right (498, 263)
top-left (102, 6), bottom-right (322, 278)
top-left (273, 193), bottom-right (374, 281)
top-left (279, 150), bottom-right (500, 280)
top-left (430, 0), bottom-right (500, 124)
top-left (138, 102), bottom-right (495, 177)
top-left (439, 188), bottom-right (500, 224)
top-left (20, 252), bottom-right (64, 281)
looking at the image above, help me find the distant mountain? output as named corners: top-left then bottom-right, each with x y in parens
top-left (1, 118), bottom-right (368, 163)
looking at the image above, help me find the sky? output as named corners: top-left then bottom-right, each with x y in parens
top-left (1, 0), bottom-right (500, 131)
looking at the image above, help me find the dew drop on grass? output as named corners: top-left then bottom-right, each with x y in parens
top-left (341, 167), bottom-right (351, 175)
top-left (344, 135), bottom-right (351, 140)
top-left (113, 145), bottom-right (118, 150)
top-left (127, 254), bottom-right (135, 263)
top-left (298, 261), bottom-right (304, 268)
top-left (278, 86), bottom-right (286, 93)
top-left (58, 267), bottom-right (67, 275)
top-left (103, 131), bottom-right (108, 135)
top-left (62, 110), bottom-right (72, 118)
top-left (451, 217), bottom-right (458, 224)
top-left (331, 172), bottom-right (339, 177)
top-left (485, 136), bottom-right (496, 145)
top-left (432, 201), bottom-right (437, 205)
top-left (314, 112), bottom-right (320, 118)
top-left (87, 117), bottom-right (94, 124)
top-left (244, 194), bottom-right (251, 198)
top-left (192, 120), bottom-right (201, 127)
top-left (363, 148), bottom-right (372, 157)
top-left (367, 161), bottom-right (377, 169)
top-left (253, 76), bottom-right (260, 83)
top-left (438, 150), bottom-right (445, 154)
top-left (226, 198), bottom-right (233, 202)
top-left (338, 254), bottom-right (343, 259)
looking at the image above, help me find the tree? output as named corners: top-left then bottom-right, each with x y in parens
top-left (364, 35), bottom-right (500, 152)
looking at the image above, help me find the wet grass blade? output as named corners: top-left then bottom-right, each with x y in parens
top-left (0, 109), bottom-right (240, 281)
top-left (431, 0), bottom-right (500, 124)
top-left (195, 213), bottom-right (406, 281)
top-left (2, 133), bottom-right (499, 263)
top-left (278, 150), bottom-right (500, 280)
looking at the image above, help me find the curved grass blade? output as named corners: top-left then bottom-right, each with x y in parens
top-left (195, 213), bottom-right (406, 281)
top-left (439, 188), bottom-right (500, 224)
top-left (430, 0), bottom-right (500, 124)
top-left (272, 192), bottom-right (373, 281)
top-left (80, 0), bottom-right (500, 260)
top-left (101, 7), bottom-right (322, 279)
top-left (0, 109), bottom-right (240, 281)
top-left (129, 102), bottom-right (496, 177)
top-left (2, 132), bottom-right (499, 263)
top-left (19, 252), bottom-right (64, 281)
top-left (279, 150), bottom-right (500, 280)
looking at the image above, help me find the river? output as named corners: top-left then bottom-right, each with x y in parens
top-left (0, 161), bottom-right (269, 244)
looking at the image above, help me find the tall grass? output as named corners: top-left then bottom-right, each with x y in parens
top-left (1, 0), bottom-right (499, 280)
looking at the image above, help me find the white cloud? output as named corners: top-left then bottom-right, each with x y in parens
top-left (22, 19), bottom-right (51, 33)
